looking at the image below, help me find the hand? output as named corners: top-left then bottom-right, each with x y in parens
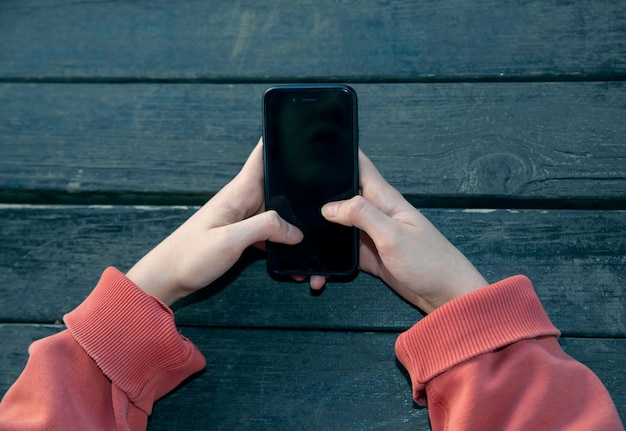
top-left (321, 150), bottom-right (488, 314)
top-left (126, 138), bottom-right (303, 306)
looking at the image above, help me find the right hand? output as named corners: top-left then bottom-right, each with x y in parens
top-left (321, 150), bottom-right (488, 314)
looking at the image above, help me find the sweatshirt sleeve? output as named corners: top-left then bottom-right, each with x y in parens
top-left (395, 275), bottom-right (624, 430)
top-left (0, 267), bottom-right (206, 431)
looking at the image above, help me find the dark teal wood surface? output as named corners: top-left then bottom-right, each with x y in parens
top-left (1, 325), bottom-right (624, 429)
top-left (0, 0), bottom-right (624, 428)
top-left (0, 0), bottom-right (625, 80)
top-left (1, 205), bottom-right (624, 338)
top-left (1, 83), bottom-right (626, 206)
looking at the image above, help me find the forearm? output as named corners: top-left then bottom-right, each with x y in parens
top-left (395, 276), bottom-right (624, 430)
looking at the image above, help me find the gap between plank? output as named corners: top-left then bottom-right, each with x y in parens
top-left (2, 189), bottom-right (626, 211)
top-left (0, 74), bottom-right (625, 85)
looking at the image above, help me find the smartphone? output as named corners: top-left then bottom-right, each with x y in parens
top-left (263, 84), bottom-right (359, 277)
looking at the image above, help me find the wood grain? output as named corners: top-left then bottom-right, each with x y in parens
top-left (1, 324), bottom-right (623, 429)
top-left (0, 0), bottom-right (624, 80)
top-left (1, 205), bottom-right (624, 337)
top-left (1, 0), bottom-right (625, 426)
top-left (1, 83), bottom-right (626, 204)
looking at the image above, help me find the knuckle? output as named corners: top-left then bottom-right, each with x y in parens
top-left (345, 195), bottom-right (368, 215)
top-left (263, 210), bottom-right (283, 230)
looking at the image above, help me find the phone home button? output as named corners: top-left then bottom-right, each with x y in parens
top-left (305, 256), bottom-right (320, 271)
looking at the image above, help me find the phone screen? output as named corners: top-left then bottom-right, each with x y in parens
top-left (263, 85), bottom-right (359, 276)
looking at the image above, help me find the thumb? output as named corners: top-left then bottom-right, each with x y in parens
top-left (322, 196), bottom-right (391, 238)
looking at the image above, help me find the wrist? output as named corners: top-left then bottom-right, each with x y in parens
top-left (413, 269), bottom-right (489, 314)
top-left (126, 260), bottom-right (180, 307)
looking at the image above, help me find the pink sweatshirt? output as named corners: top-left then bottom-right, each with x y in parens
top-left (0, 267), bottom-right (623, 430)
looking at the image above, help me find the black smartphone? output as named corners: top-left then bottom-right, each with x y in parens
top-left (263, 84), bottom-right (359, 277)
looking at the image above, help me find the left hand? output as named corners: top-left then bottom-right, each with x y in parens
top-left (126, 138), bottom-right (304, 306)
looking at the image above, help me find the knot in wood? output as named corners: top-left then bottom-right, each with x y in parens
top-left (463, 152), bottom-right (529, 195)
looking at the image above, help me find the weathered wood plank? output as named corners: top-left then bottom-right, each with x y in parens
top-left (155, 333), bottom-right (626, 429)
top-left (0, 0), bottom-right (624, 80)
top-left (1, 82), bottom-right (626, 204)
top-left (152, 332), bottom-right (626, 429)
top-left (1, 325), bottom-right (624, 428)
top-left (1, 205), bottom-right (624, 337)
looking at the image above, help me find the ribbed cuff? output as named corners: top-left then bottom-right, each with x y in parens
top-left (394, 275), bottom-right (559, 405)
top-left (64, 267), bottom-right (206, 414)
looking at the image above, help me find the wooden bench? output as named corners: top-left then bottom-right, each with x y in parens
top-left (1, 1), bottom-right (625, 428)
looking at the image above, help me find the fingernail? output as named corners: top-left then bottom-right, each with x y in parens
top-left (322, 202), bottom-right (338, 218)
top-left (288, 225), bottom-right (304, 242)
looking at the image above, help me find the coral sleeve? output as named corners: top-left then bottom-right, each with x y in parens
top-left (395, 275), bottom-right (624, 430)
top-left (0, 267), bottom-right (206, 431)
